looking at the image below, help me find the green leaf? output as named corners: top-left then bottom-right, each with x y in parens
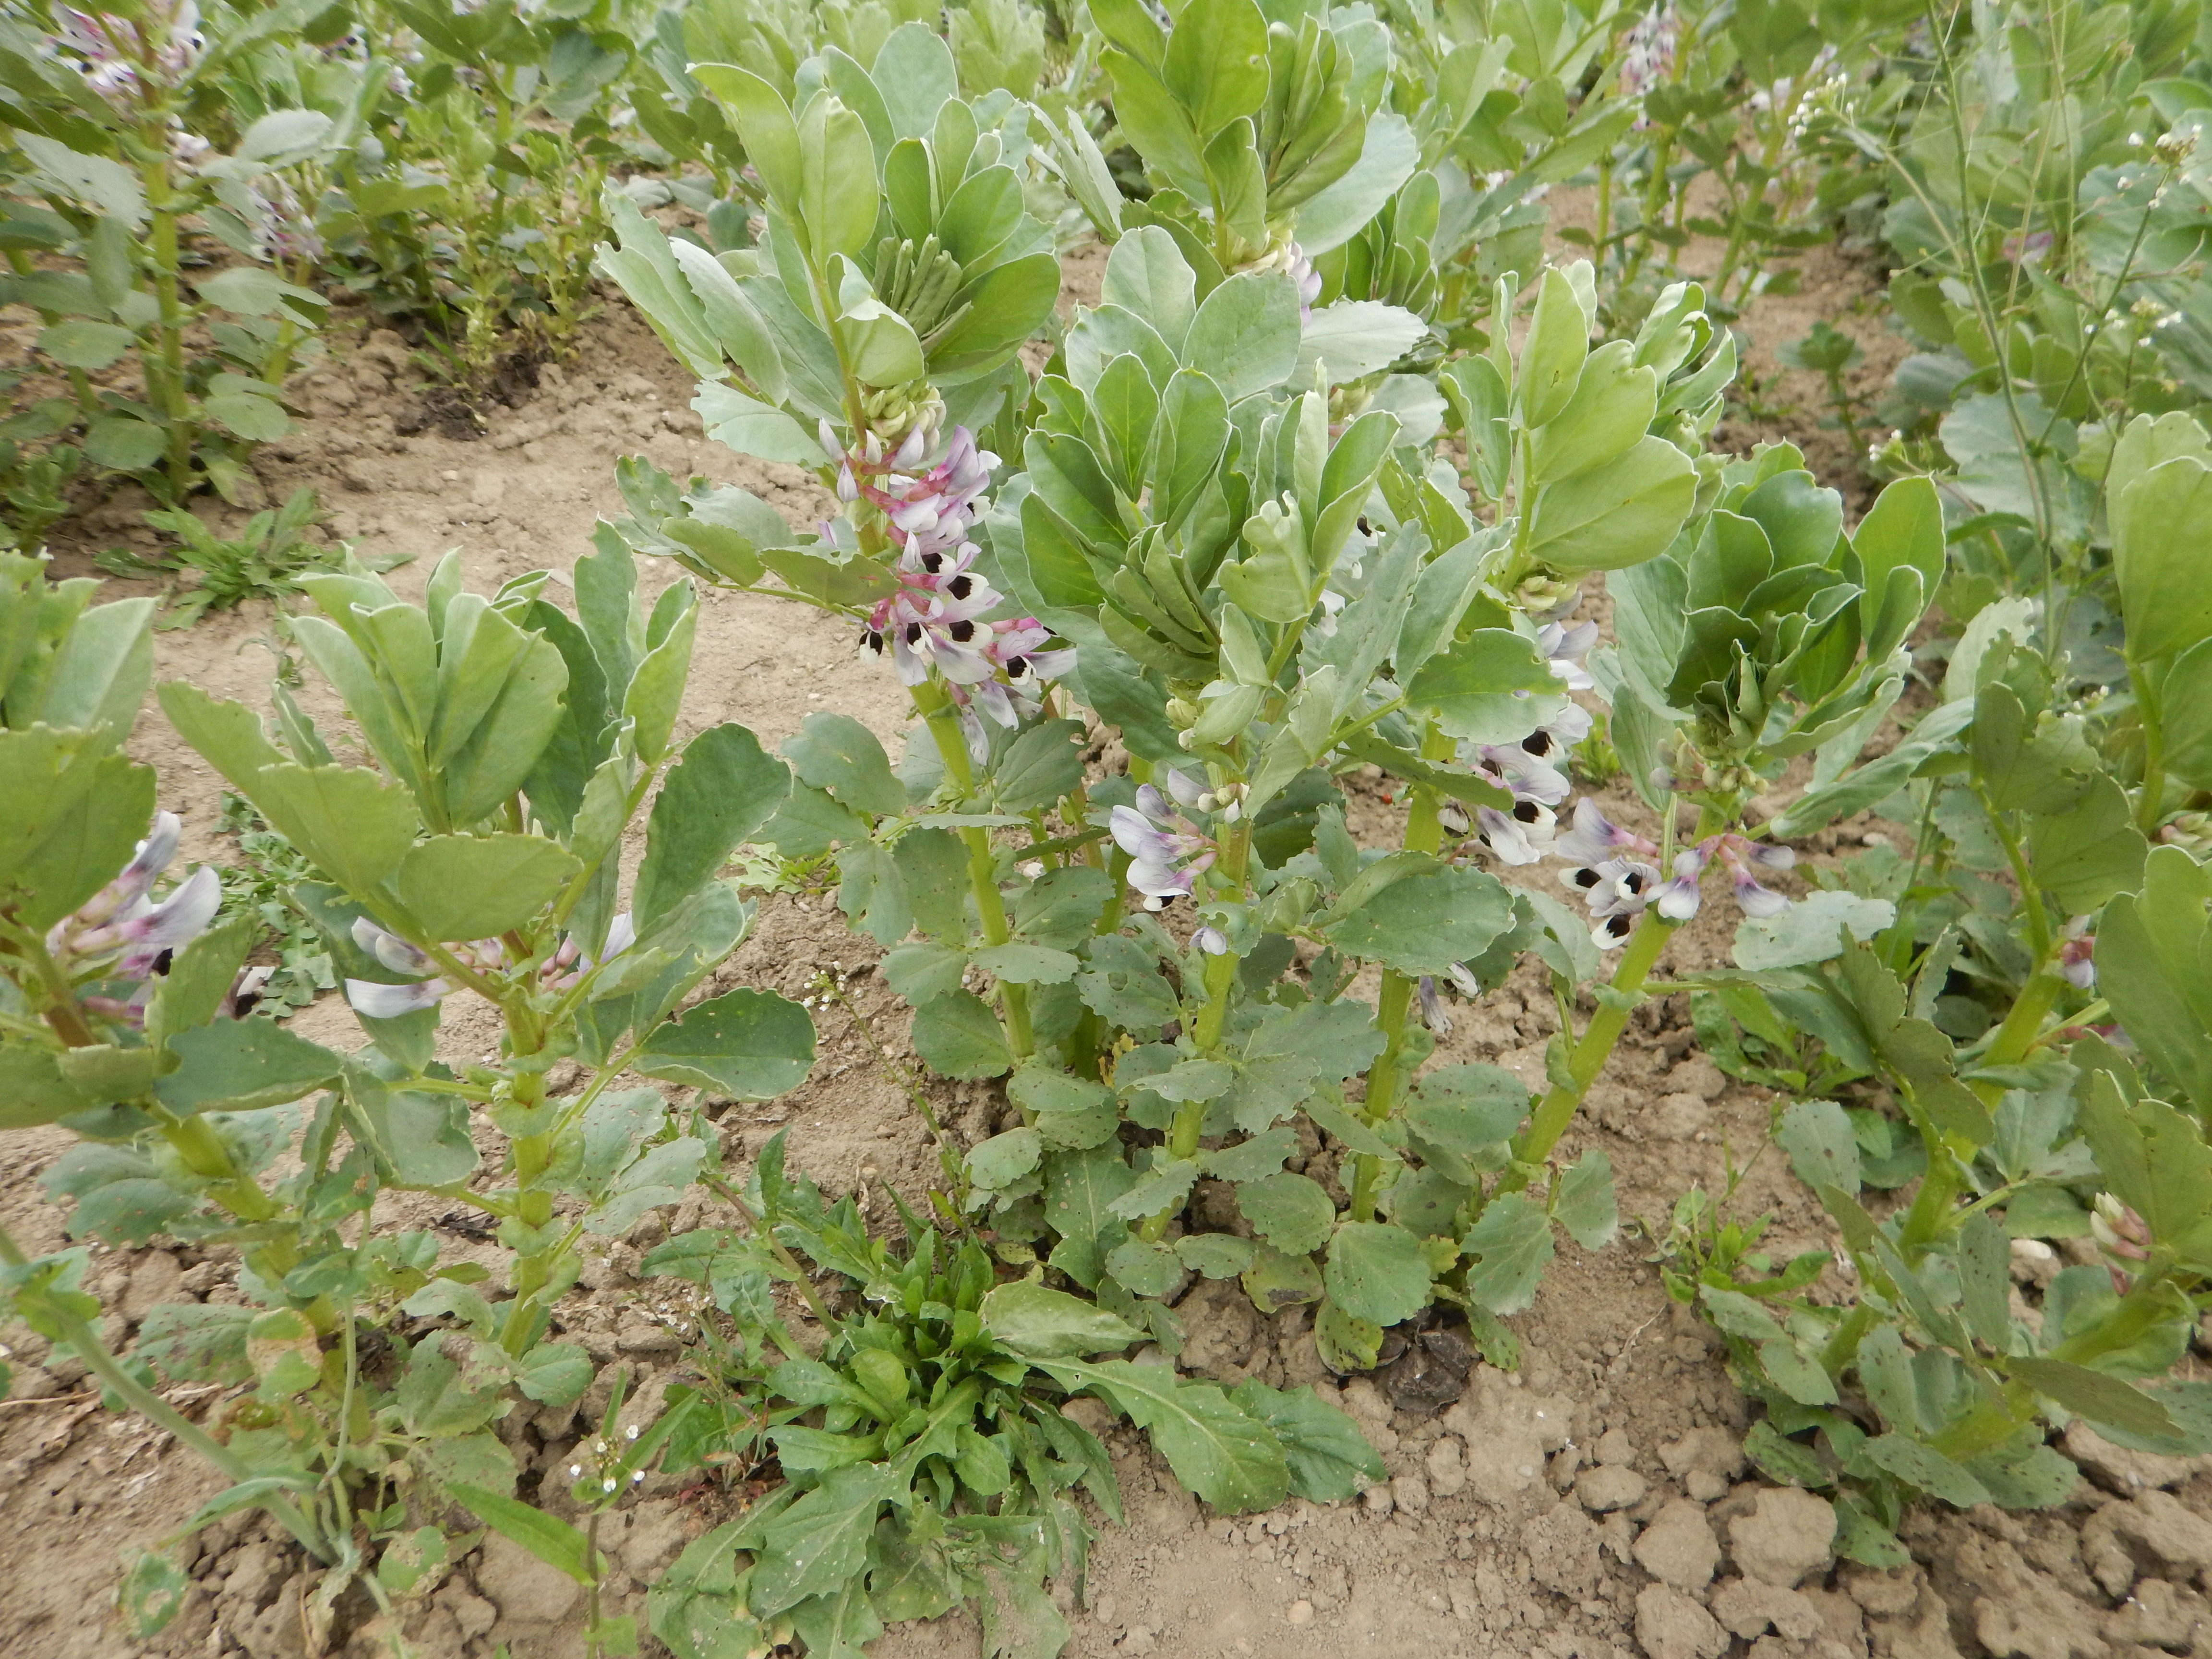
top-left (0, 729), bottom-right (155, 930)
top-left (84, 416), bottom-right (168, 472)
top-left (395, 833), bottom-right (579, 943)
top-left (967, 1127), bottom-right (1044, 1190)
top-left (1403, 1064), bottom-right (1530, 1156)
top-left (1732, 891), bottom-right (1897, 970)
top-left (2005, 1357), bottom-right (2178, 1441)
top-left (1182, 272), bottom-right (1301, 402)
top-left (512, 1341), bottom-right (592, 1407)
top-left (0, 1043), bottom-right (92, 1130)
top-left (980, 1280), bottom-right (1143, 1358)
top-left (634, 723), bottom-right (789, 933)
top-left (1776, 1100), bottom-right (1863, 1196)
top-left (1517, 268), bottom-right (1589, 428)
top-left (2099, 846), bottom-right (2212, 1115)
top-left (1552, 1150), bottom-right (1618, 1249)
top-left (993, 719), bottom-right (1087, 813)
top-left (154, 1021), bottom-right (343, 1115)
top-left (910, 990), bottom-right (1011, 1080)
top-left (1236, 1171), bottom-right (1335, 1254)
top-left (1043, 1358), bottom-right (1288, 1513)
top-left (1461, 1192), bottom-right (1554, 1314)
top-left (447, 1482), bottom-right (590, 1582)
top-left (1403, 628), bottom-right (1562, 743)
top-left (201, 391), bottom-right (291, 442)
top-left (1010, 1064), bottom-right (1119, 1150)
top-left (1322, 863), bottom-right (1517, 975)
top-left (1044, 1143), bottom-right (1137, 1289)
top-left (1176, 1233), bottom-right (1256, 1277)
top-left (1074, 935), bottom-right (1180, 1030)
top-left (781, 713), bottom-right (905, 817)
top-left (2114, 454), bottom-right (2212, 662)
top-left (1229, 1381), bottom-right (1385, 1502)
top-left (38, 319), bottom-right (133, 371)
top-left (970, 943), bottom-right (1080, 985)
top-left (2027, 773), bottom-right (2146, 914)
top-left (1858, 1436), bottom-right (1989, 1508)
top-left (1526, 436), bottom-right (1697, 572)
top-left (1322, 1221), bottom-right (1431, 1327)
top-left (1958, 1212), bottom-right (2011, 1353)
top-left (634, 987), bottom-right (817, 1100)
top-left (749, 1461), bottom-right (905, 1618)
top-left (247, 763), bottom-right (421, 899)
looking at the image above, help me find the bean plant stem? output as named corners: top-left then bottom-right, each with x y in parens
top-left (1506, 910), bottom-right (1675, 1185)
top-left (911, 679), bottom-right (1034, 1059)
top-left (1348, 726), bottom-right (1454, 1222)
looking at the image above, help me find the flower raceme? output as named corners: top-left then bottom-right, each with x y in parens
top-left (343, 914), bottom-right (635, 1019)
top-left (1109, 776), bottom-right (1218, 909)
top-left (1554, 800), bottom-right (1799, 946)
top-left (50, 0), bottom-right (206, 100)
top-left (46, 812), bottom-right (225, 1023)
top-left (842, 424), bottom-right (1074, 748)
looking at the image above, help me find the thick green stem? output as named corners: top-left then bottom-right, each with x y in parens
top-left (1348, 729), bottom-right (1451, 1222)
top-left (911, 681), bottom-right (1034, 1058)
top-left (1981, 972), bottom-right (2064, 1077)
top-left (139, 156), bottom-right (193, 493)
top-left (1505, 912), bottom-right (1675, 1186)
top-left (0, 1221), bottom-right (334, 1562)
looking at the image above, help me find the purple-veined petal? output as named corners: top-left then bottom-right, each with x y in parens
top-left (1163, 768), bottom-right (1208, 810)
top-left (1419, 975), bottom-right (1451, 1034)
top-left (346, 977), bottom-right (452, 1018)
top-left (1110, 805), bottom-right (1177, 862)
top-left (1193, 925), bottom-right (1228, 956)
top-left (1733, 878), bottom-right (1790, 919)
top-left (1476, 805), bottom-right (1547, 866)
top-left (353, 915), bottom-right (436, 977)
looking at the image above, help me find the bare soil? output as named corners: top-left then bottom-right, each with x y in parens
top-left (3, 249), bottom-right (2190, 1659)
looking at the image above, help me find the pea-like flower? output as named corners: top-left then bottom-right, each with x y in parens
top-left (2060, 919), bottom-right (2096, 990)
top-left (50, 811), bottom-right (222, 986)
top-left (1552, 804), bottom-right (1803, 947)
top-left (1109, 785), bottom-right (1216, 909)
top-left (50, 0), bottom-right (204, 99)
top-left (1536, 619), bottom-right (1600, 694)
top-left (1466, 745), bottom-right (1570, 866)
top-left (344, 913), bottom-right (634, 1018)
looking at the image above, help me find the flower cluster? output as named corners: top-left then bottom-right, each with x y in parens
top-left (1554, 801), bottom-right (1797, 947)
top-left (1617, 5), bottom-right (1679, 113)
top-left (344, 914), bottom-right (634, 1019)
top-left (1448, 616), bottom-right (1599, 866)
top-left (1109, 773), bottom-right (1219, 911)
top-left (839, 423), bottom-right (1075, 750)
top-left (48, 0), bottom-right (204, 101)
top-left (246, 176), bottom-right (324, 266)
top-left (47, 812), bottom-right (225, 1025)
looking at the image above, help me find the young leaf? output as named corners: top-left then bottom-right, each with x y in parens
top-left (1461, 1193), bottom-right (1555, 1314)
top-left (1322, 1221), bottom-right (1432, 1327)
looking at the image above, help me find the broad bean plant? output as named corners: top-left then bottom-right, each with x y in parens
top-left (0, 542), bottom-right (818, 1650)
top-left (597, 19), bottom-right (1884, 1394)
top-left (0, 0), bottom-right (349, 501)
